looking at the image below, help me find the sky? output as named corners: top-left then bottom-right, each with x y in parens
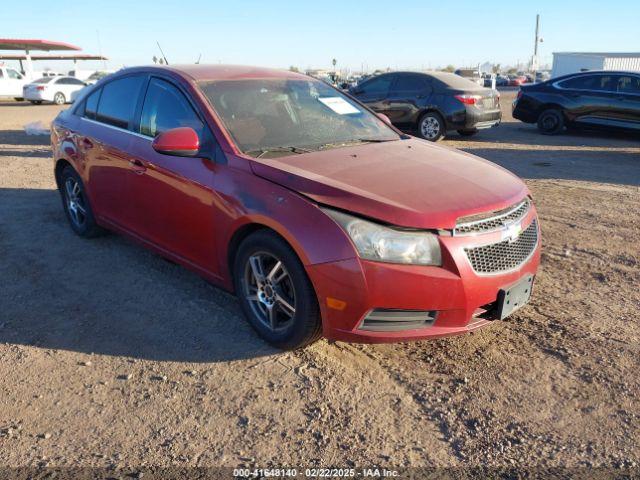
top-left (2, 0), bottom-right (639, 73)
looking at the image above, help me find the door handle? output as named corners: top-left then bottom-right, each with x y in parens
top-left (129, 158), bottom-right (146, 174)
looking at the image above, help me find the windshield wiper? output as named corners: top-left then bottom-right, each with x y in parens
top-left (317, 138), bottom-right (395, 150)
top-left (245, 146), bottom-right (311, 158)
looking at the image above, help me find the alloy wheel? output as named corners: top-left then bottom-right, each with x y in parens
top-left (54, 93), bottom-right (65, 105)
top-left (541, 114), bottom-right (558, 131)
top-left (242, 252), bottom-right (296, 332)
top-left (421, 116), bottom-right (441, 140)
top-left (64, 177), bottom-right (87, 228)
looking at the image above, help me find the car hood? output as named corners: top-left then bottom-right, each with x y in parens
top-left (249, 138), bottom-right (529, 230)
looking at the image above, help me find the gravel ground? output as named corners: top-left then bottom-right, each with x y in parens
top-left (0, 93), bottom-right (638, 475)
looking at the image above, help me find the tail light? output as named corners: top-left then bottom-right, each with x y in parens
top-left (454, 94), bottom-right (482, 105)
top-left (36, 86), bottom-right (45, 91)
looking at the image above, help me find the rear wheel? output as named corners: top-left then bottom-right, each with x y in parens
top-left (457, 128), bottom-right (478, 137)
top-left (234, 231), bottom-right (322, 349)
top-left (53, 92), bottom-right (66, 105)
top-left (418, 112), bottom-right (445, 141)
top-left (537, 108), bottom-right (564, 135)
top-left (59, 166), bottom-right (104, 238)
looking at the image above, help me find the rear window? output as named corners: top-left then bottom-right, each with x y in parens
top-left (34, 77), bottom-right (54, 84)
top-left (428, 72), bottom-right (484, 90)
top-left (95, 76), bottom-right (145, 129)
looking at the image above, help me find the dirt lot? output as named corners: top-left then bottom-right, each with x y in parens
top-left (0, 92), bottom-right (639, 475)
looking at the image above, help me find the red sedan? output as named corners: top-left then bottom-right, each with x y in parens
top-left (51, 65), bottom-right (540, 349)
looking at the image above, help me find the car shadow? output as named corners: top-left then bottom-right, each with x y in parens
top-left (0, 187), bottom-right (278, 363)
top-left (0, 130), bottom-right (50, 146)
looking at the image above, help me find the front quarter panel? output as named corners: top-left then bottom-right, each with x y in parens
top-left (213, 159), bottom-right (358, 288)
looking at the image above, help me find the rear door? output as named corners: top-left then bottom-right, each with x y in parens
top-left (127, 76), bottom-right (219, 271)
top-left (556, 74), bottom-right (618, 127)
top-left (350, 74), bottom-right (394, 113)
top-left (384, 73), bottom-right (431, 126)
top-left (78, 74), bottom-right (147, 229)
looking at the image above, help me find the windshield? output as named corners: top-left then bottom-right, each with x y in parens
top-left (198, 77), bottom-right (400, 157)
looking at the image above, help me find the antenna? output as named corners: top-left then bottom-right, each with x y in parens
top-left (196, 53), bottom-right (202, 64)
top-left (96, 30), bottom-right (107, 70)
top-left (156, 41), bottom-right (169, 65)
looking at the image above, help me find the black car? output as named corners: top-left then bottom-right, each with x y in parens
top-left (512, 71), bottom-right (640, 135)
top-left (348, 71), bottom-right (501, 141)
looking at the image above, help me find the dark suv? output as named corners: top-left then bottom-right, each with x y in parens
top-left (349, 71), bottom-right (501, 141)
top-left (512, 71), bottom-right (640, 135)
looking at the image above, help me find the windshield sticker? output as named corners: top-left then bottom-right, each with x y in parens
top-left (318, 97), bottom-right (361, 115)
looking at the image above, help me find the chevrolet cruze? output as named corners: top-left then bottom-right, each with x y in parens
top-left (51, 65), bottom-right (541, 349)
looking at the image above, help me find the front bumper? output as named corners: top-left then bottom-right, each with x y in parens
top-left (307, 210), bottom-right (540, 343)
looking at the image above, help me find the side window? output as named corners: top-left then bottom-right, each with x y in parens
top-left (139, 78), bottom-right (204, 138)
top-left (559, 75), bottom-right (614, 91)
top-left (95, 76), bottom-right (145, 129)
top-left (0, 70), bottom-right (4, 79)
top-left (359, 75), bottom-right (394, 96)
top-left (56, 78), bottom-right (70, 85)
top-left (394, 74), bottom-right (429, 92)
top-left (616, 76), bottom-right (640, 94)
top-left (84, 88), bottom-right (102, 120)
top-left (8, 69), bottom-right (22, 79)
top-left (67, 78), bottom-right (85, 85)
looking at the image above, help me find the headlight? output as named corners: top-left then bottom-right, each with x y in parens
top-left (323, 208), bottom-right (442, 266)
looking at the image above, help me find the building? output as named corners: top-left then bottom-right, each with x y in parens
top-left (551, 52), bottom-right (640, 78)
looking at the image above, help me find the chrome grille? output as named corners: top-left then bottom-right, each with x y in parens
top-left (464, 219), bottom-right (538, 274)
top-left (455, 198), bottom-right (531, 236)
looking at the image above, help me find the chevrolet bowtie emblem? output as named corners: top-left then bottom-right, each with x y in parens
top-left (502, 222), bottom-right (522, 243)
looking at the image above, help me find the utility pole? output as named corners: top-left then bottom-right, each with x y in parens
top-left (532, 14), bottom-right (540, 75)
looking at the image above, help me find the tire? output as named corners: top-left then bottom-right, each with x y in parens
top-left (53, 92), bottom-right (66, 105)
top-left (233, 230), bottom-right (322, 349)
top-left (457, 128), bottom-right (478, 137)
top-left (14, 97), bottom-right (24, 101)
top-left (59, 165), bottom-right (104, 238)
top-left (537, 108), bottom-right (564, 135)
top-left (418, 112), bottom-right (445, 141)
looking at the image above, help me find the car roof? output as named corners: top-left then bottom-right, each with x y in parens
top-left (124, 64), bottom-right (310, 82)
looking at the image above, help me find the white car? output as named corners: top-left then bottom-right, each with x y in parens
top-left (23, 76), bottom-right (88, 105)
top-left (0, 65), bottom-right (29, 99)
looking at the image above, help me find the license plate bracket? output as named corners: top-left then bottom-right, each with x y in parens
top-left (497, 275), bottom-right (534, 320)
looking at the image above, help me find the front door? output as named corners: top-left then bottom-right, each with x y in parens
top-left (126, 77), bottom-right (219, 273)
top-left (351, 74), bottom-right (394, 114)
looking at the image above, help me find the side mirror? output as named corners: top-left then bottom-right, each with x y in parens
top-left (377, 113), bottom-right (392, 125)
top-left (152, 127), bottom-right (200, 157)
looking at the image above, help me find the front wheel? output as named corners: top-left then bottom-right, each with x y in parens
top-left (234, 231), bottom-right (321, 349)
top-left (53, 92), bottom-right (66, 105)
top-left (418, 112), bottom-right (445, 141)
top-left (537, 108), bottom-right (564, 135)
